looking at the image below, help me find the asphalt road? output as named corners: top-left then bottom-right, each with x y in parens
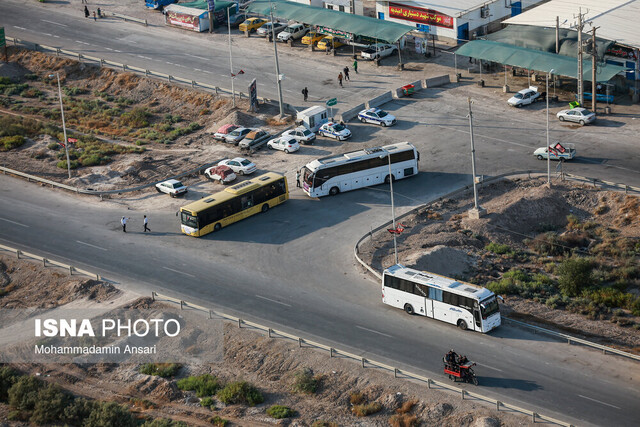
top-left (2, 2), bottom-right (640, 426)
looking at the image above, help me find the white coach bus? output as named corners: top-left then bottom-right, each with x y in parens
top-left (382, 264), bottom-right (501, 333)
top-left (301, 142), bottom-right (419, 197)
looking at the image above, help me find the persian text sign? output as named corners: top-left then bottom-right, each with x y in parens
top-left (166, 11), bottom-right (200, 31)
top-left (389, 3), bottom-right (453, 29)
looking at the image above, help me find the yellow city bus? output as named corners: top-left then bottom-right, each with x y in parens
top-left (180, 172), bottom-right (289, 237)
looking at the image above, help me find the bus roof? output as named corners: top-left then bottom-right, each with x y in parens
top-left (384, 264), bottom-right (494, 301)
top-left (180, 172), bottom-right (284, 214)
top-left (306, 142), bottom-right (415, 171)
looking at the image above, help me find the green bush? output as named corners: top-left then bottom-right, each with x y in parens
top-left (63, 86), bottom-right (87, 96)
top-left (141, 419), bottom-right (189, 427)
top-left (121, 107), bottom-right (151, 128)
top-left (30, 384), bottom-right (72, 425)
top-left (139, 363), bottom-right (181, 378)
top-left (528, 232), bottom-right (566, 256)
top-left (267, 405), bottom-right (295, 419)
top-left (63, 398), bottom-right (98, 425)
top-left (558, 257), bottom-right (593, 296)
top-left (209, 415), bottom-right (229, 427)
top-left (8, 375), bottom-right (43, 411)
top-left (292, 368), bottom-right (319, 394)
top-left (84, 401), bottom-right (136, 427)
top-left (0, 366), bottom-right (21, 401)
top-left (200, 396), bottom-right (215, 409)
top-left (312, 421), bottom-right (338, 427)
top-left (176, 374), bottom-right (220, 397)
top-left (1, 135), bottom-right (26, 151)
top-left (216, 381), bottom-right (263, 406)
top-left (57, 159), bottom-right (80, 170)
top-left (485, 242), bottom-right (512, 255)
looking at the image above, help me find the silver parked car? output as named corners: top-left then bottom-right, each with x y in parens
top-left (556, 107), bottom-right (596, 125)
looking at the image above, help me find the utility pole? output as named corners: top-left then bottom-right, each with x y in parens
top-left (227, 6), bottom-right (235, 108)
top-left (350, 0), bottom-right (356, 58)
top-left (467, 98), bottom-right (485, 219)
top-left (54, 73), bottom-right (71, 179)
top-left (591, 26), bottom-right (598, 113)
top-left (555, 16), bottom-right (559, 54)
top-left (574, 8), bottom-right (587, 106)
top-left (269, 0), bottom-right (284, 117)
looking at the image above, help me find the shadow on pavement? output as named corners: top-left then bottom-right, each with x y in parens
top-left (478, 376), bottom-right (543, 392)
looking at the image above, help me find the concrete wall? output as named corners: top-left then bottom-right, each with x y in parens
top-left (365, 91), bottom-right (394, 109)
top-left (337, 102), bottom-right (365, 122)
top-left (424, 75), bottom-right (450, 88)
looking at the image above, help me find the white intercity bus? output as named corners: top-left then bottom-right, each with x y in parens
top-left (382, 264), bottom-right (501, 333)
top-left (301, 142), bottom-right (419, 197)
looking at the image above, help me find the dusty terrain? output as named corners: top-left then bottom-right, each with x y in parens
top-left (0, 254), bottom-right (532, 426)
top-left (358, 176), bottom-right (640, 352)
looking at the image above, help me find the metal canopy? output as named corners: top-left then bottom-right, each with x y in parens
top-left (246, 0), bottom-right (413, 43)
top-left (456, 40), bottom-right (628, 82)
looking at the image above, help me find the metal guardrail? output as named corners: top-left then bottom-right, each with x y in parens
top-left (152, 291), bottom-right (573, 427)
top-left (0, 244), bottom-right (101, 280)
top-left (107, 11), bottom-right (148, 27)
top-left (353, 171), bottom-right (640, 363)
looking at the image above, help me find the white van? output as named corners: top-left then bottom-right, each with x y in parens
top-left (278, 23), bottom-right (309, 42)
top-left (296, 106), bottom-right (328, 133)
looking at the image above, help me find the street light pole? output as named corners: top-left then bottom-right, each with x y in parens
top-left (546, 70), bottom-right (553, 186)
top-left (383, 152), bottom-right (398, 265)
top-left (467, 98), bottom-right (485, 219)
top-left (227, 6), bottom-right (236, 108)
top-left (269, 0), bottom-right (284, 117)
top-left (54, 72), bottom-right (71, 179)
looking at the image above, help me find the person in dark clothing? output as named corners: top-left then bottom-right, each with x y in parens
top-left (338, 72), bottom-right (343, 87)
top-left (121, 217), bottom-right (129, 233)
top-left (84, 6), bottom-right (90, 18)
top-left (97, 8), bottom-right (101, 18)
top-left (343, 66), bottom-right (350, 81)
top-left (296, 170), bottom-right (301, 188)
top-left (302, 87), bottom-right (308, 102)
top-left (353, 59), bottom-right (358, 74)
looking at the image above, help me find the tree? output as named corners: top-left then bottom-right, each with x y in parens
top-left (558, 257), bottom-right (593, 296)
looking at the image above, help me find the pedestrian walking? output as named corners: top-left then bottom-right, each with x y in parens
top-left (343, 66), bottom-right (350, 81)
top-left (338, 72), bottom-right (343, 87)
top-left (93, 11), bottom-right (97, 21)
top-left (84, 6), bottom-right (89, 18)
top-left (302, 87), bottom-right (308, 102)
top-left (296, 169), bottom-right (301, 188)
top-left (97, 8), bottom-right (101, 18)
top-left (353, 59), bottom-right (358, 74)
top-left (143, 215), bottom-right (150, 232)
top-left (121, 216), bottom-right (129, 233)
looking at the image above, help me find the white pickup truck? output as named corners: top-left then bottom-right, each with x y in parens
top-left (507, 86), bottom-right (544, 107)
top-left (277, 23), bottom-right (309, 42)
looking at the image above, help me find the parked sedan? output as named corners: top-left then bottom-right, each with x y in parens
top-left (238, 17), bottom-right (267, 33)
top-left (256, 22), bottom-right (287, 37)
top-left (507, 86), bottom-right (542, 107)
top-left (361, 43), bottom-right (396, 60)
top-left (534, 143), bottom-right (576, 161)
top-left (318, 122), bottom-right (351, 141)
top-left (224, 127), bottom-right (252, 145)
top-left (155, 179), bottom-right (187, 197)
top-left (358, 108), bottom-right (396, 126)
top-left (213, 124), bottom-right (239, 141)
top-left (556, 107), bottom-right (596, 125)
top-left (217, 157), bottom-right (257, 175)
top-left (301, 33), bottom-right (324, 45)
top-left (204, 165), bottom-right (237, 184)
top-left (317, 35), bottom-right (344, 51)
top-left (282, 126), bottom-right (315, 144)
top-left (267, 135), bottom-right (300, 153)
top-left (239, 129), bottom-right (270, 150)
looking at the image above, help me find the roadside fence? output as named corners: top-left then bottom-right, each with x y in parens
top-left (0, 243), bottom-right (101, 280)
top-left (353, 171), bottom-right (640, 363)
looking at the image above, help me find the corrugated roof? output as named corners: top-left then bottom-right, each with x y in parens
top-left (456, 40), bottom-right (628, 82)
top-left (503, 0), bottom-right (640, 49)
top-left (246, 0), bottom-right (413, 43)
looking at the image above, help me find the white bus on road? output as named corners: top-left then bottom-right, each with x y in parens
top-left (382, 264), bottom-right (501, 333)
top-left (301, 142), bottom-right (419, 197)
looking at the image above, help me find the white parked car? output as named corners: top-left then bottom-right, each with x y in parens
top-left (155, 179), bottom-right (187, 197)
top-left (318, 122), bottom-right (352, 141)
top-left (267, 135), bottom-right (300, 153)
top-left (217, 157), bottom-right (257, 175)
top-left (361, 43), bottom-right (396, 60)
top-left (358, 108), bottom-right (397, 126)
top-left (204, 165), bottom-right (237, 184)
top-left (507, 86), bottom-right (543, 107)
top-left (282, 126), bottom-right (316, 144)
top-left (256, 22), bottom-right (287, 37)
top-left (277, 23), bottom-right (308, 42)
top-left (556, 107), bottom-right (596, 125)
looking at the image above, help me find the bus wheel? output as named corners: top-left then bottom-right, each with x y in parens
top-left (214, 223), bottom-right (221, 231)
top-left (261, 204), bottom-right (269, 213)
top-left (404, 304), bottom-right (414, 315)
top-left (329, 187), bottom-right (339, 196)
top-left (385, 175), bottom-right (394, 184)
top-left (457, 320), bottom-right (468, 331)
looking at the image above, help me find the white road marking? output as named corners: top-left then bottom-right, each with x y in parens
top-left (162, 267), bottom-right (196, 278)
top-left (166, 61), bottom-right (175, 65)
top-left (355, 325), bottom-right (393, 338)
top-left (75, 40), bottom-right (90, 45)
top-left (578, 395), bottom-right (621, 409)
top-left (137, 55), bottom-right (152, 60)
top-left (194, 68), bottom-right (202, 72)
top-left (42, 33), bottom-right (52, 37)
top-left (202, 70), bottom-right (212, 74)
top-left (14, 26), bottom-right (27, 30)
top-left (0, 217), bottom-right (29, 228)
top-left (255, 294), bottom-right (291, 307)
top-left (114, 49), bottom-right (121, 53)
top-left (41, 19), bottom-right (67, 27)
top-left (129, 40), bottom-right (138, 44)
top-left (76, 240), bottom-right (107, 251)
top-left (52, 35), bottom-right (60, 38)
top-left (104, 47), bottom-right (113, 51)
top-left (477, 363), bottom-right (503, 372)
top-left (185, 53), bottom-right (210, 61)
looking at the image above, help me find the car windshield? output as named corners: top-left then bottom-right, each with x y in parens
top-left (180, 212), bottom-right (197, 228)
top-left (285, 27), bottom-right (294, 33)
top-left (240, 159), bottom-right (252, 166)
top-left (582, 110), bottom-right (593, 115)
top-left (480, 296), bottom-right (500, 319)
top-left (333, 124), bottom-right (345, 131)
top-left (378, 111), bottom-right (388, 118)
top-left (302, 129), bottom-right (311, 136)
top-left (513, 93), bottom-right (523, 99)
top-left (229, 129), bottom-right (242, 136)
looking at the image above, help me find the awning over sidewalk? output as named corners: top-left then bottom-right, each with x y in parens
top-left (246, 0), bottom-right (413, 43)
top-left (179, 0), bottom-right (235, 12)
top-left (456, 40), bottom-right (628, 82)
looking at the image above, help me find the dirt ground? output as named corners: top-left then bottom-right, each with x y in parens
top-left (358, 176), bottom-right (640, 352)
top-left (0, 254), bottom-right (533, 426)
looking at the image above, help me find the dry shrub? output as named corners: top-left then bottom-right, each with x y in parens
top-left (266, 115), bottom-right (293, 126)
top-left (559, 230), bottom-right (590, 248)
top-left (389, 413), bottom-right (418, 427)
top-left (614, 196), bottom-right (640, 226)
top-left (114, 73), bottom-right (140, 91)
top-left (396, 399), bottom-right (417, 414)
top-left (352, 402), bottom-right (382, 417)
top-left (425, 210), bottom-right (442, 220)
top-left (349, 392), bottom-right (364, 405)
top-left (594, 204), bottom-right (609, 215)
top-left (211, 99), bottom-right (228, 110)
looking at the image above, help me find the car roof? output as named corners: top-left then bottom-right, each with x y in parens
top-left (230, 157), bottom-right (250, 163)
top-left (217, 124), bottom-right (237, 132)
top-left (164, 179), bottom-right (182, 185)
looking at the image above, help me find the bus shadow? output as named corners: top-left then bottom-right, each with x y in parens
top-left (478, 376), bottom-right (542, 392)
top-left (489, 324), bottom-right (558, 343)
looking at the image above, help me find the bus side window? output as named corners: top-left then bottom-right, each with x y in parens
top-left (241, 195), bottom-right (253, 209)
top-left (431, 288), bottom-right (443, 302)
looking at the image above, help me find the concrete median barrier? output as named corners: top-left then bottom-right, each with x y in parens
top-left (424, 75), bottom-right (451, 88)
top-left (365, 91), bottom-right (393, 109)
top-left (337, 103), bottom-right (365, 122)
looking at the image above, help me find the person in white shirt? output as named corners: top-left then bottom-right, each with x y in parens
top-left (121, 216), bottom-right (129, 232)
top-left (143, 215), bottom-right (150, 232)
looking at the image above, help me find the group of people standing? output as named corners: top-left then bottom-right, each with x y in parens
top-left (121, 216), bottom-right (150, 233)
top-left (302, 59), bottom-right (359, 101)
top-left (83, 2), bottom-right (101, 21)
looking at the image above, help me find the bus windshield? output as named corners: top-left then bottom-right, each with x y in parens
top-left (181, 212), bottom-right (197, 228)
top-left (302, 167), bottom-right (314, 186)
top-left (480, 296), bottom-right (499, 319)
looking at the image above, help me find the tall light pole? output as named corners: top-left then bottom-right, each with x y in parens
top-left (381, 152), bottom-right (398, 265)
top-left (51, 72), bottom-right (71, 179)
top-left (227, 6), bottom-right (236, 108)
top-left (269, 0), bottom-right (284, 117)
top-left (546, 69), bottom-right (555, 186)
top-left (467, 98), bottom-right (485, 219)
